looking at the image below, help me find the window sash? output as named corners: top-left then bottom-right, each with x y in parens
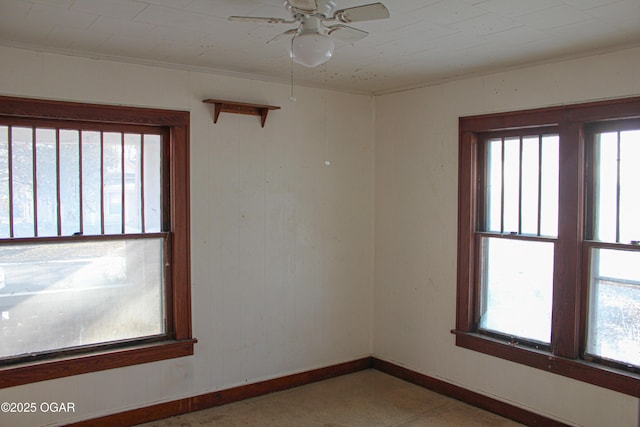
top-left (479, 131), bottom-right (559, 238)
top-left (0, 232), bottom-right (169, 364)
top-left (585, 119), bottom-right (640, 244)
top-left (0, 233), bottom-right (172, 366)
top-left (0, 120), bottom-right (165, 239)
top-left (476, 235), bottom-right (555, 346)
top-left (582, 241), bottom-right (640, 372)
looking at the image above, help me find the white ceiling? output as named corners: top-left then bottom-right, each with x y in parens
top-left (1, 0), bottom-right (639, 95)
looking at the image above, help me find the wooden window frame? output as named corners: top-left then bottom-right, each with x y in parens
top-left (0, 96), bottom-right (195, 389)
top-left (455, 96), bottom-right (640, 397)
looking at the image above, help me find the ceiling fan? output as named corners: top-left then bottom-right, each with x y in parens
top-left (229, 0), bottom-right (390, 68)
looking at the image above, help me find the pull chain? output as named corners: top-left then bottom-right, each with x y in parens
top-left (289, 37), bottom-right (296, 102)
top-left (324, 62), bottom-right (330, 166)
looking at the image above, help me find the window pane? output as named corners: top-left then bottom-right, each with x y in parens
top-left (479, 237), bottom-right (554, 344)
top-left (0, 126), bottom-right (9, 238)
top-left (486, 138), bottom-right (502, 232)
top-left (540, 135), bottom-right (559, 237)
top-left (587, 248), bottom-right (640, 367)
top-left (60, 130), bottom-right (80, 236)
top-left (503, 138), bottom-right (519, 233)
top-left (12, 127), bottom-right (34, 238)
top-left (0, 238), bottom-right (165, 359)
top-left (619, 130), bottom-right (640, 243)
top-left (521, 136), bottom-right (540, 235)
top-left (82, 131), bottom-right (102, 235)
top-left (35, 128), bottom-right (58, 237)
top-left (124, 134), bottom-right (142, 233)
top-left (594, 132), bottom-right (619, 242)
top-left (103, 132), bottom-right (123, 234)
top-left (485, 134), bottom-right (558, 237)
top-left (143, 134), bottom-right (161, 233)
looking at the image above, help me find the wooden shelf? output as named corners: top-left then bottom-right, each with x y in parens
top-left (203, 99), bottom-right (281, 128)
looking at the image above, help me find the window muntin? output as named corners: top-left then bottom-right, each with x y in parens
top-left (477, 133), bottom-right (559, 345)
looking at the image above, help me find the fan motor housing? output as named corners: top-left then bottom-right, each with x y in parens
top-left (285, 0), bottom-right (336, 18)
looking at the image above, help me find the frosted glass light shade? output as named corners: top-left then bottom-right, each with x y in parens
top-left (291, 33), bottom-right (335, 67)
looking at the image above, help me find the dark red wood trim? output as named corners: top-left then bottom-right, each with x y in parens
top-left (474, 231), bottom-right (557, 243)
top-left (456, 130), bottom-right (477, 332)
top-left (169, 123), bottom-right (191, 340)
top-left (460, 109), bottom-right (560, 132)
top-left (0, 339), bottom-right (196, 389)
top-left (551, 121), bottom-right (584, 359)
top-left (454, 332), bottom-right (639, 397)
top-left (372, 357), bottom-right (572, 427)
top-left (66, 357), bottom-right (372, 427)
top-left (0, 116), bottom-right (167, 134)
top-left (63, 356), bottom-right (596, 427)
top-left (0, 96), bottom-right (189, 127)
top-left (460, 96), bottom-right (640, 132)
top-left (566, 97), bottom-right (640, 123)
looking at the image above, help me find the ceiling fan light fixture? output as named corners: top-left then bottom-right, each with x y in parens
top-left (291, 33), bottom-right (335, 67)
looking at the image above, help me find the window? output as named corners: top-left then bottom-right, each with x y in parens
top-left (0, 96), bottom-right (194, 388)
top-left (456, 97), bottom-right (640, 397)
top-left (585, 121), bottom-right (640, 369)
top-left (477, 131), bottom-right (559, 347)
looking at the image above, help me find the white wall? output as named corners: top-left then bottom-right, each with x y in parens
top-left (374, 47), bottom-right (640, 427)
top-left (0, 46), bottom-right (375, 426)
top-left (1, 43), bottom-right (639, 427)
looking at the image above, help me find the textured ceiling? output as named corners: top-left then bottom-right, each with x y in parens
top-left (1, 0), bottom-right (639, 94)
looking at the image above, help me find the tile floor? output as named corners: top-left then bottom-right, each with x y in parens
top-left (139, 369), bottom-right (524, 426)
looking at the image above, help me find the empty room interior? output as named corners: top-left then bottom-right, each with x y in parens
top-left (0, 1), bottom-right (639, 426)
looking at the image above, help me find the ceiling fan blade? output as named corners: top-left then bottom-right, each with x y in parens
top-left (333, 2), bottom-right (390, 23)
top-left (286, 0), bottom-right (318, 13)
top-left (228, 16), bottom-right (295, 24)
top-left (267, 28), bottom-right (299, 44)
top-left (327, 24), bottom-right (368, 43)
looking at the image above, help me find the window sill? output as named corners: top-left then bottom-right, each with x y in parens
top-left (0, 338), bottom-right (197, 389)
top-left (452, 330), bottom-right (639, 397)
